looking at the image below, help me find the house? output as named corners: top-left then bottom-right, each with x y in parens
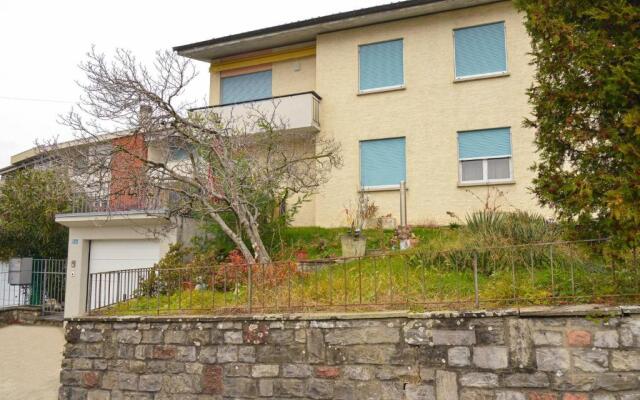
top-left (2, 0), bottom-right (542, 318)
top-left (0, 131), bottom-right (199, 318)
top-left (175, 0), bottom-right (542, 228)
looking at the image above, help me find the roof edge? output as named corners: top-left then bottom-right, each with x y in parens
top-left (173, 0), bottom-right (447, 53)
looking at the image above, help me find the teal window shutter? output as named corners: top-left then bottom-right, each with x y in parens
top-left (454, 22), bottom-right (506, 78)
top-left (221, 70), bottom-right (272, 104)
top-left (360, 137), bottom-right (406, 187)
top-left (359, 39), bottom-right (404, 91)
top-left (458, 128), bottom-right (511, 160)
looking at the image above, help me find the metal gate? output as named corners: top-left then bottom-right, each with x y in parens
top-left (0, 258), bottom-right (67, 315)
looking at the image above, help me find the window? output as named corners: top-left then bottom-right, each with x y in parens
top-left (458, 128), bottom-right (512, 184)
top-left (220, 70), bottom-right (272, 104)
top-left (360, 137), bottom-right (406, 188)
top-left (169, 147), bottom-right (190, 162)
top-left (359, 39), bottom-right (404, 92)
top-left (454, 22), bottom-right (507, 79)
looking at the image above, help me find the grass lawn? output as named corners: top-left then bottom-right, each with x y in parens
top-left (275, 226), bottom-right (461, 259)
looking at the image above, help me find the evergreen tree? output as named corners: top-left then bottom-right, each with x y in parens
top-left (515, 0), bottom-right (640, 248)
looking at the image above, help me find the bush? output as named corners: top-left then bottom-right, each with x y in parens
top-left (138, 244), bottom-right (301, 297)
top-left (465, 210), bottom-right (558, 246)
top-left (0, 168), bottom-right (70, 260)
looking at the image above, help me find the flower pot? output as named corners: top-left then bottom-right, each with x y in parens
top-left (341, 235), bottom-right (367, 258)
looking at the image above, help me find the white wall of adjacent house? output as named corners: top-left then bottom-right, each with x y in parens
top-left (58, 215), bottom-right (199, 318)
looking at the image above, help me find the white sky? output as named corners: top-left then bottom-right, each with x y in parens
top-left (0, 0), bottom-right (388, 167)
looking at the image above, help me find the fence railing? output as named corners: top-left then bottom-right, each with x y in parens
top-left (0, 259), bottom-right (67, 315)
top-left (69, 191), bottom-right (167, 214)
top-left (87, 239), bottom-right (640, 316)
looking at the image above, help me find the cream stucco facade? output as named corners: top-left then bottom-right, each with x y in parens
top-left (205, 1), bottom-right (543, 227)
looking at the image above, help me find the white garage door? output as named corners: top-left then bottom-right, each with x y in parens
top-left (89, 239), bottom-right (161, 274)
top-left (88, 240), bottom-right (161, 310)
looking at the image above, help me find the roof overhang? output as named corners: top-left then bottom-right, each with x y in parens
top-left (174, 0), bottom-right (502, 62)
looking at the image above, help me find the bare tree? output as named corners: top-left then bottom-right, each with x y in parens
top-left (53, 48), bottom-right (342, 264)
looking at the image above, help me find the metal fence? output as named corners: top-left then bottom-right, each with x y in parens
top-left (0, 259), bottom-right (67, 315)
top-left (87, 239), bottom-right (640, 316)
top-left (87, 267), bottom-right (152, 311)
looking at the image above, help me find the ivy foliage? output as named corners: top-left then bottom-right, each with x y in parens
top-left (0, 168), bottom-right (70, 260)
top-left (515, 0), bottom-right (640, 248)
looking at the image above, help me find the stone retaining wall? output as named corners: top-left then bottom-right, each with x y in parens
top-left (59, 306), bottom-right (640, 399)
top-left (0, 306), bottom-right (53, 326)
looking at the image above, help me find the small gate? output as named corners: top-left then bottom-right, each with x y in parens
top-left (0, 258), bottom-right (67, 315)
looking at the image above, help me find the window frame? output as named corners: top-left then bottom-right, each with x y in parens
top-left (452, 21), bottom-right (509, 81)
top-left (358, 38), bottom-right (406, 94)
top-left (457, 127), bottom-right (514, 185)
top-left (359, 136), bottom-right (407, 190)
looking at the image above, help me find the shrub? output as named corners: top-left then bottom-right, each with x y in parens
top-left (465, 210), bottom-right (558, 246)
top-left (138, 244), bottom-right (301, 297)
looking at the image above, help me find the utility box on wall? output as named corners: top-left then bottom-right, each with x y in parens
top-left (8, 257), bottom-right (33, 285)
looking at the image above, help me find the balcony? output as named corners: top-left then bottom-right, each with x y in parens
top-left (55, 191), bottom-right (170, 228)
top-left (196, 91), bottom-right (321, 135)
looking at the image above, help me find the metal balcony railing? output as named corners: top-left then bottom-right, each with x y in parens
top-left (68, 191), bottom-right (166, 214)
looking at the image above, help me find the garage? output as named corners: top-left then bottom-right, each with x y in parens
top-left (89, 239), bottom-right (161, 274)
top-left (88, 239), bottom-right (161, 310)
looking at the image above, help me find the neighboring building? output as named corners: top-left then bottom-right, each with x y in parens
top-left (0, 132), bottom-right (198, 318)
top-left (175, 0), bottom-right (542, 227)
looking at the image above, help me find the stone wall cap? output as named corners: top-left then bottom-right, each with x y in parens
top-left (66, 303), bottom-right (640, 323)
top-left (518, 304), bottom-right (623, 317)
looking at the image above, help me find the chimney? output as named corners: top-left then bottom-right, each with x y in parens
top-left (138, 105), bottom-right (153, 130)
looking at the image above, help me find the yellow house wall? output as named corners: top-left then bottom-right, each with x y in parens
top-left (211, 55), bottom-right (318, 225)
top-left (314, 1), bottom-right (542, 227)
top-left (209, 55), bottom-right (316, 106)
top-left (207, 1), bottom-right (543, 228)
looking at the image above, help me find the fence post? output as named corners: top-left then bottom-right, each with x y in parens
top-left (549, 244), bottom-right (555, 301)
top-left (473, 252), bottom-right (479, 308)
top-left (156, 269), bottom-right (160, 316)
top-left (634, 246), bottom-right (639, 293)
top-left (248, 263), bottom-right (253, 313)
top-left (41, 260), bottom-right (48, 315)
top-left (399, 180), bottom-right (407, 227)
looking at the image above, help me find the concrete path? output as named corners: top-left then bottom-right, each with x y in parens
top-left (0, 325), bottom-right (65, 400)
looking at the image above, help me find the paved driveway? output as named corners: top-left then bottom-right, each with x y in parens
top-left (0, 325), bottom-right (64, 400)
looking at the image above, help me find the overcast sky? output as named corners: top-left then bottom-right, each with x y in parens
top-left (0, 0), bottom-right (388, 166)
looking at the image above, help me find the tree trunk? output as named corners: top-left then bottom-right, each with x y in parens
top-left (236, 208), bottom-right (272, 264)
top-left (206, 207), bottom-right (256, 264)
top-left (245, 221), bottom-right (271, 264)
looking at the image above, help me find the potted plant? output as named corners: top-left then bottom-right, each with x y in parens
top-left (341, 192), bottom-right (376, 258)
top-left (394, 225), bottom-right (418, 250)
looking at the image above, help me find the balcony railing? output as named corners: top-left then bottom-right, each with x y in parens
top-left (68, 191), bottom-right (167, 214)
top-left (195, 91), bottom-right (321, 134)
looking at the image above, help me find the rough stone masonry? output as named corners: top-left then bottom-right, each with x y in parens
top-left (59, 306), bottom-right (640, 400)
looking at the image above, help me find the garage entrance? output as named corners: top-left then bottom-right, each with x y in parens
top-left (89, 239), bottom-right (161, 273)
top-left (87, 239), bottom-right (161, 310)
